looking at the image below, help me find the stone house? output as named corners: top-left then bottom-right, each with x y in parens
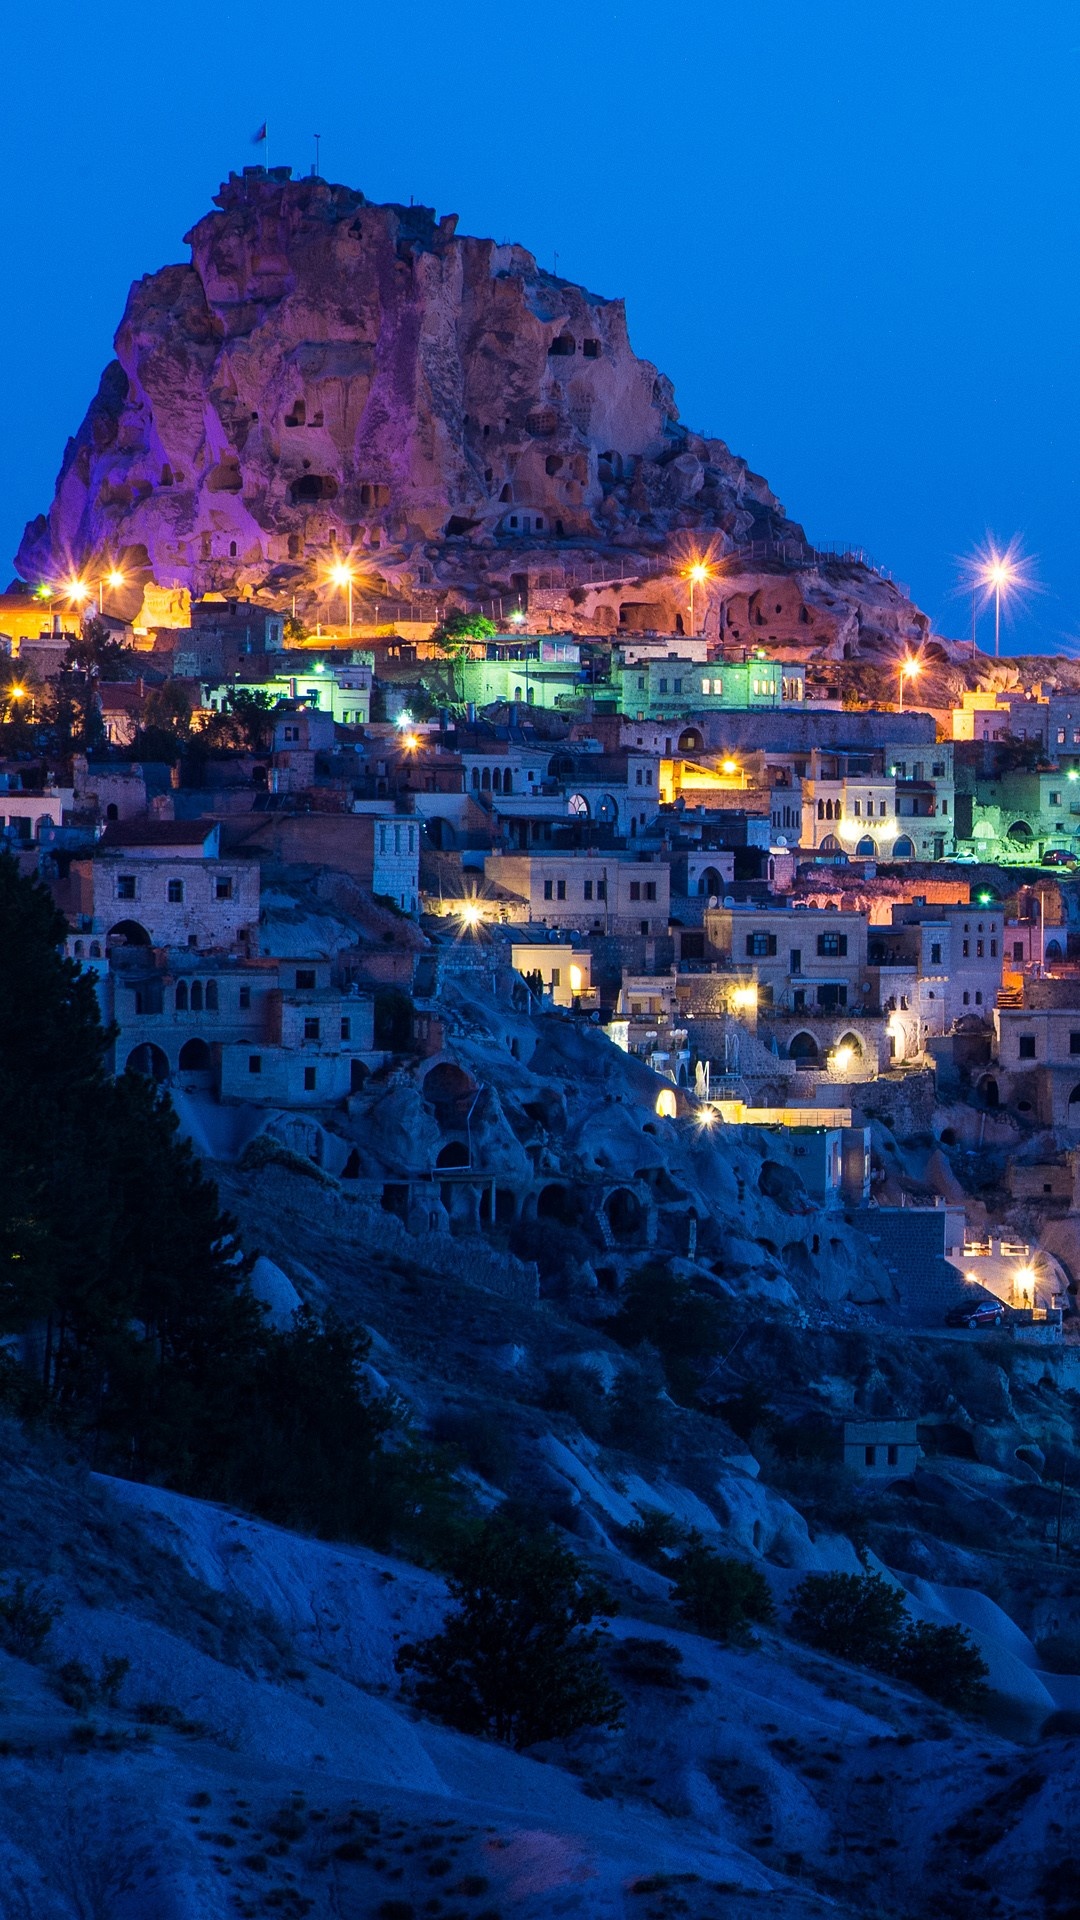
top-left (842, 1418), bottom-right (920, 1479)
top-left (105, 950), bottom-right (376, 1102)
top-left (69, 820), bottom-right (261, 952)
top-left (484, 851), bottom-right (670, 935)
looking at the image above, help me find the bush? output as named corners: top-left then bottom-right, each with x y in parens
top-left (541, 1366), bottom-right (609, 1440)
top-left (791, 1572), bottom-right (905, 1671)
top-left (608, 1266), bottom-right (730, 1404)
top-left (608, 1353), bottom-right (671, 1460)
top-left (791, 1573), bottom-right (989, 1712)
top-left (622, 1506), bottom-right (689, 1569)
top-left (1035, 1630), bottom-right (1080, 1675)
top-left (672, 1541), bottom-right (775, 1642)
top-left (0, 1577), bottom-right (59, 1659)
top-left (892, 1619), bottom-right (989, 1712)
top-left (609, 1637), bottom-right (687, 1689)
top-left (53, 1654), bottom-right (129, 1712)
top-left (429, 1408), bottom-right (518, 1487)
top-left (396, 1517), bottom-right (624, 1748)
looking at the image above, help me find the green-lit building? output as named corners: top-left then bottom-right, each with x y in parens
top-left (453, 638), bottom-right (586, 712)
top-left (611, 650), bottom-right (806, 720)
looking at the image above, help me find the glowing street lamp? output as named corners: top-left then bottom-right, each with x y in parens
top-left (99, 568), bottom-right (125, 613)
top-left (981, 552), bottom-right (1019, 659)
top-left (898, 657), bottom-right (921, 712)
top-left (328, 562), bottom-right (356, 635)
top-left (458, 901), bottom-right (483, 930)
top-left (684, 560), bottom-right (713, 636)
top-left (64, 578), bottom-right (91, 608)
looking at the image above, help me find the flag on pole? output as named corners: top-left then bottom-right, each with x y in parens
top-left (251, 122), bottom-right (267, 145)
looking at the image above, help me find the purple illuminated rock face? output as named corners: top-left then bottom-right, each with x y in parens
top-left (17, 170), bottom-right (794, 602)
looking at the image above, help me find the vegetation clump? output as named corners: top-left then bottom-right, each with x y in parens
top-left (671, 1539), bottom-right (775, 1643)
top-left (792, 1571), bottom-right (989, 1712)
top-left (396, 1518), bottom-right (624, 1747)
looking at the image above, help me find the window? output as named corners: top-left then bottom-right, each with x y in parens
top-left (544, 879), bottom-right (553, 900)
top-left (296, 969), bottom-right (316, 990)
top-left (117, 875), bottom-right (136, 900)
top-left (205, 981), bottom-right (218, 1011)
top-left (216, 877), bottom-right (233, 900)
top-left (865, 1446), bottom-right (876, 1467)
top-left (644, 882), bottom-right (657, 902)
top-left (1070, 1032), bottom-right (1080, 1055)
top-left (879, 801), bottom-right (887, 817)
top-left (817, 932), bottom-right (848, 957)
top-left (1051, 792), bottom-right (1062, 805)
top-left (640, 919), bottom-right (649, 935)
top-left (550, 968), bottom-right (561, 987)
top-left (990, 939), bottom-right (997, 957)
top-left (975, 990), bottom-right (983, 1005)
top-left (659, 678), bottom-right (668, 693)
top-left (597, 879), bottom-right (606, 900)
top-left (304, 1066), bottom-right (316, 1091)
top-left (673, 678), bottom-right (682, 694)
top-left (239, 986), bottom-right (251, 1010)
top-left (1018, 1035), bottom-right (1036, 1059)
top-left (584, 880), bottom-right (593, 900)
top-left (556, 879), bottom-right (566, 900)
top-left (853, 800), bottom-right (861, 817)
top-left (630, 882), bottom-right (641, 901)
top-left (304, 1017), bottom-right (321, 1041)
top-left (976, 940), bottom-right (984, 958)
top-left (963, 991), bottom-right (970, 1005)
top-left (887, 1444), bottom-right (899, 1467)
top-left (931, 942), bottom-right (942, 964)
top-left (167, 878), bottom-right (184, 903)
top-left (746, 931), bottom-right (777, 957)
top-left (790, 947), bottom-right (802, 974)
top-left (248, 1054), bottom-right (262, 1074)
top-left (962, 940), bottom-right (970, 957)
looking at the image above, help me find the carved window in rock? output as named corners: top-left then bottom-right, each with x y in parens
top-left (582, 339), bottom-right (600, 358)
top-left (548, 334), bottom-right (575, 356)
top-left (526, 408), bottom-right (558, 436)
top-left (284, 399), bottom-right (306, 427)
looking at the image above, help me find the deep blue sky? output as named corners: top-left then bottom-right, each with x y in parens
top-left (2, 0), bottom-right (1076, 653)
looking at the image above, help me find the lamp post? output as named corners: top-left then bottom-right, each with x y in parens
top-left (99, 569), bottom-right (125, 614)
top-left (898, 658), bottom-right (921, 712)
top-left (329, 563), bottom-right (355, 635)
top-left (987, 559), bottom-right (1014, 658)
top-left (686, 561), bottom-right (710, 636)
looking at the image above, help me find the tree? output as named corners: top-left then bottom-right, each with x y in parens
top-left (203, 688), bottom-right (277, 754)
top-left (791, 1572), bottom-right (989, 1714)
top-left (142, 681), bottom-right (193, 740)
top-left (892, 1619), bottom-right (989, 1712)
top-left (608, 1264), bottom-right (731, 1404)
top-left (672, 1539), bottom-right (775, 1642)
top-left (396, 1518), bottom-right (624, 1747)
top-left (434, 612), bottom-right (497, 654)
top-left (65, 616), bottom-right (131, 681)
top-left (791, 1572), bottom-right (906, 1672)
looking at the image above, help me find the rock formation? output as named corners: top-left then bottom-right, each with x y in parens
top-left (18, 169), bottom-right (795, 598)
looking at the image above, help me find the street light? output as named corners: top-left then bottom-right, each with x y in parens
top-left (328, 562), bottom-right (355, 635)
top-left (685, 560), bottom-right (712, 636)
top-left (979, 552), bottom-right (1019, 658)
top-left (99, 569), bottom-right (125, 613)
top-left (898, 657), bottom-right (921, 712)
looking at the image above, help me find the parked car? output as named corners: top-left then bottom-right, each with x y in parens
top-left (1042, 849), bottom-right (1078, 867)
top-left (945, 1301), bottom-right (1007, 1329)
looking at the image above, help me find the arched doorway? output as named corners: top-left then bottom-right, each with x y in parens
top-left (435, 1140), bottom-right (470, 1169)
top-left (892, 835), bottom-right (915, 858)
top-left (678, 727), bottom-right (703, 753)
top-left (178, 1038), bottom-right (211, 1071)
top-left (978, 1075), bottom-right (1000, 1109)
top-left (855, 835), bottom-right (876, 858)
top-left (108, 920), bottom-right (151, 947)
top-left (126, 1042), bottom-right (168, 1082)
top-left (536, 1184), bottom-right (582, 1226)
top-left (605, 1187), bottom-right (643, 1241)
top-left (597, 794), bottom-right (619, 827)
top-left (698, 866), bottom-right (724, 898)
top-left (1008, 821), bottom-right (1033, 844)
top-left (789, 1032), bottom-right (820, 1063)
top-left (1047, 938), bottom-right (1064, 960)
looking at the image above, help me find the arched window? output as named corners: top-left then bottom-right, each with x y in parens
top-left (481, 768), bottom-right (491, 790)
top-left (175, 981), bottom-right (188, 1011)
top-left (492, 768), bottom-right (502, 793)
top-left (817, 799), bottom-right (825, 820)
top-left (205, 980), bottom-right (218, 1011)
top-left (892, 835), bottom-right (915, 858)
top-left (190, 981), bottom-right (203, 1012)
top-left (471, 767), bottom-right (480, 788)
top-left (503, 769), bottom-right (512, 792)
top-left (856, 835), bottom-right (876, 857)
top-left (789, 1032), bottom-right (820, 1061)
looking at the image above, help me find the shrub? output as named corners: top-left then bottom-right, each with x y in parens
top-left (396, 1517), bottom-right (624, 1748)
top-left (0, 1577), bottom-right (59, 1659)
top-left (53, 1654), bottom-right (129, 1712)
top-left (540, 1366), bottom-right (609, 1440)
top-left (672, 1541), bottom-right (775, 1642)
top-left (892, 1620), bottom-right (989, 1712)
top-left (622, 1506), bottom-right (689, 1569)
top-left (1035, 1630), bottom-right (1080, 1675)
top-left (608, 1265), bottom-right (730, 1403)
top-left (607, 1353), bottom-right (671, 1460)
top-left (429, 1408), bottom-right (518, 1487)
top-left (791, 1573), bottom-right (989, 1713)
top-left (791, 1572), bottom-right (905, 1671)
top-left (609, 1637), bottom-right (686, 1689)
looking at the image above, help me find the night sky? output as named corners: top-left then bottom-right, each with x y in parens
top-left (3, 0), bottom-right (1076, 653)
